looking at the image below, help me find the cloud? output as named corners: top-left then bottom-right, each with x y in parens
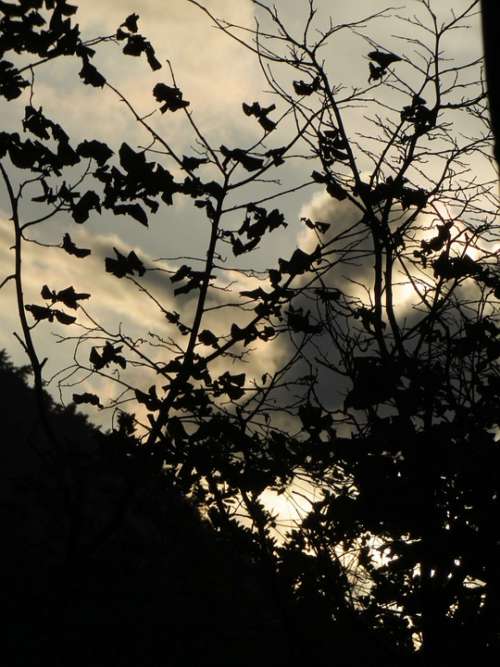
top-left (273, 190), bottom-right (423, 409)
top-left (15, 0), bottom-right (264, 150)
top-left (298, 191), bottom-right (373, 299)
top-left (0, 0), bottom-right (488, 430)
top-left (276, 172), bottom-right (499, 415)
top-left (0, 219), bottom-right (288, 426)
top-left (297, 190), bottom-right (447, 314)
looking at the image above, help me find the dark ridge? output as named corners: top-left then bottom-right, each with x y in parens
top-left (0, 351), bottom-right (288, 666)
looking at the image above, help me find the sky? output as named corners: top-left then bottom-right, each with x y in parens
top-left (0, 0), bottom-right (489, 443)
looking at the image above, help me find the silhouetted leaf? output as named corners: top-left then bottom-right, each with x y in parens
top-left (59, 1), bottom-right (78, 16)
top-left (302, 217), bottom-right (330, 234)
top-left (287, 306), bottom-right (322, 335)
top-left (173, 272), bottom-right (206, 296)
top-left (23, 105), bottom-right (52, 139)
top-left (145, 43), bottom-right (161, 70)
top-left (0, 61), bottom-right (29, 100)
top-left (240, 204), bottom-right (286, 239)
top-left (105, 247), bottom-right (145, 278)
top-left (293, 76), bottom-right (321, 96)
top-left (299, 403), bottom-right (331, 432)
top-left (135, 385), bottom-right (161, 411)
top-left (57, 139), bottom-right (79, 167)
top-left (199, 329), bottom-right (219, 348)
top-left (368, 50), bottom-right (402, 68)
top-left (279, 246), bottom-right (320, 275)
top-left (420, 222), bottom-right (453, 255)
top-left (115, 27), bottom-right (128, 40)
top-left (121, 33), bottom-right (161, 70)
top-left (354, 306), bottom-right (385, 332)
top-left (89, 341), bottom-right (126, 370)
top-left (230, 204), bottom-right (286, 257)
top-left (77, 139), bottom-right (113, 165)
top-left (0, 1), bottom-right (25, 17)
top-left (118, 142), bottom-right (145, 174)
top-left (220, 145), bottom-right (264, 172)
top-left (79, 59), bottom-right (106, 87)
top-left (25, 304), bottom-right (76, 325)
top-left (73, 392), bottom-right (102, 408)
top-left (265, 146), bottom-right (286, 166)
top-left (400, 186), bottom-right (428, 209)
top-left (269, 269), bottom-right (281, 287)
top-left (318, 131), bottom-right (349, 165)
top-left (230, 323), bottom-right (258, 346)
top-left (213, 371), bottom-right (246, 400)
top-left (121, 13), bottom-right (139, 33)
top-left (72, 190), bottom-right (101, 223)
top-left (240, 287), bottom-right (268, 301)
top-left (326, 178), bottom-right (347, 201)
top-left (170, 265), bottom-right (191, 283)
top-left (41, 284), bottom-right (90, 309)
top-left (25, 304), bottom-right (52, 321)
top-left (182, 155), bottom-right (208, 171)
top-left (40, 284), bottom-right (52, 300)
top-left (62, 233), bottom-right (91, 258)
top-left (122, 33), bottom-right (144, 55)
top-left (242, 101), bottom-right (276, 132)
top-left (113, 202), bottom-right (148, 226)
top-left (153, 83), bottom-right (189, 112)
top-left (433, 252), bottom-right (482, 280)
top-left (368, 62), bottom-right (384, 83)
top-left (54, 309), bottom-right (77, 325)
top-left (401, 95), bottom-right (437, 135)
top-left (202, 180), bottom-right (223, 200)
top-left (231, 236), bottom-right (260, 256)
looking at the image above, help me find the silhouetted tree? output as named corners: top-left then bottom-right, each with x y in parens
top-left (202, 1), bottom-right (499, 663)
top-left (1, 1), bottom-right (499, 664)
top-left (0, 350), bottom-right (294, 666)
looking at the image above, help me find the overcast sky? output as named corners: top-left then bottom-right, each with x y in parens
top-left (0, 0), bottom-right (487, 427)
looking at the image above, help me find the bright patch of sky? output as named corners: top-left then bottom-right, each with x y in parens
top-left (0, 0), bottom-right (487, 411)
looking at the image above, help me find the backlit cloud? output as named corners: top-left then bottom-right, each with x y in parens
top-left (0, 219), bottom-right (286, 425)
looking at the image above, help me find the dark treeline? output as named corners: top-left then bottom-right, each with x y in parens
top-left (0, 351), bottom-right (290, 666)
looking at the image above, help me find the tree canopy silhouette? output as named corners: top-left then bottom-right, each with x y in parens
top-left (0, 1), bottom-right (499, 664)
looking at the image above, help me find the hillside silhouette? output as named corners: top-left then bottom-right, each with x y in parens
top-left (0, 351), bottom-right (288, 667)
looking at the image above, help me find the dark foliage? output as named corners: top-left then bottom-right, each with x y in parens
top-left (1, 2), bottom-right (499, 665)
top-left (0, 351), bottom-right (290, 666)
